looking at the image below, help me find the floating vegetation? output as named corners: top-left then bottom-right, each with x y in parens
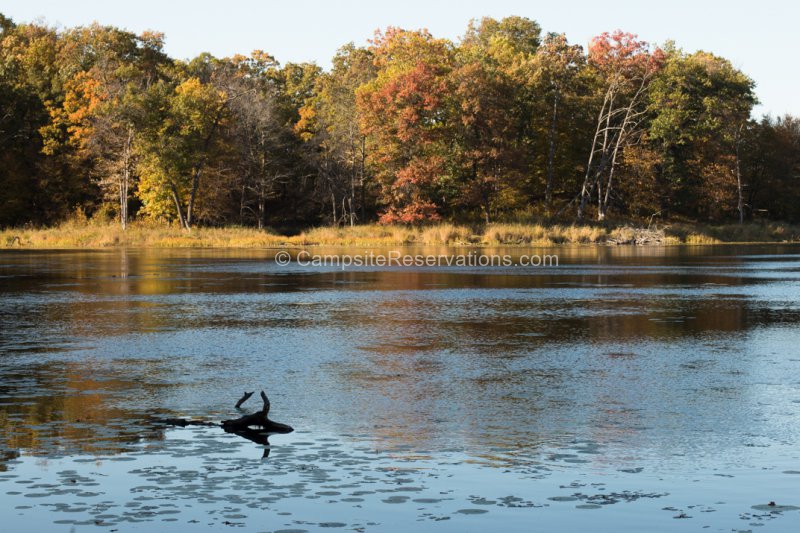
top-left (1, 424), bottom-right (798, 531)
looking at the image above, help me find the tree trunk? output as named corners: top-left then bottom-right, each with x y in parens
top-left (598, 77), bottom-right (649, 222)
top-left (596, 169), bottom-right (604, 221)
top-left (170, 183), bottom-right (188, 229)
top-left (120, 165), bottom-right (128, 230)
top-left (186, 168), bottom-right (202, 229)
top-left (239, 183), bottom-right (246, 225)
top-left (735, 126), bottom-right (745, 225)
top-left (578, 88), bottom-right (614, 220)
top-left (257, 193), bottom-right (265, 230)
top-left (119, 127), bottom-right (134, 231)
top-left (360, 136), bottom-right (367, 222)
top-left (350, 142), bottom-right (357, 227)
top-left (349, 198), bottom-right (354, 227)
top-left (182, 98), bottom-right (226, 229)
top-left (545, 88), bottom-right (559, 206)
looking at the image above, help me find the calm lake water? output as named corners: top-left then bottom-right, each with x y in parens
top-left (1, 245), bottom-right (800, 532)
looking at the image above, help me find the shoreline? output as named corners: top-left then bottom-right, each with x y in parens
top-left (2, 221), bottom-right (800, 249)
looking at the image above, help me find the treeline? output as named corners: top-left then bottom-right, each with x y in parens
top-left (1, 14), bottom-right (799, 229)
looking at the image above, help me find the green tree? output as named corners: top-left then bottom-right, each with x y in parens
top-left (136, 75), bottom-right (229, 228)
top-left (452, 17), bottom-right (541, 222)
top-left (526, 33), bottom-right (587, 207)
top-left (1, 12), bottom-right (798, 231)
top-left (296, 43), bottom-right (376, 225)
top-left (219, 52), bottom-right (298, 228)
top-left (740, 115), bottom-right (800, 221)
top-left (648, 49), bottom-right (756, 221)
top-left (0, 16), bottom-right (81, 224)
top-left (40, 25), bottom-right (169, 228)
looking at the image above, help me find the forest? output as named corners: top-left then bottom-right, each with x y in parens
top-left (1, 13), bottom-right (799, 231)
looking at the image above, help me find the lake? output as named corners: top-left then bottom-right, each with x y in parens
top-left (1, 245), bottom-right (800, 532)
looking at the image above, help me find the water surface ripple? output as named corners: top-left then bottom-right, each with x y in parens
top-left (1, 245), bottom-right (799, 531)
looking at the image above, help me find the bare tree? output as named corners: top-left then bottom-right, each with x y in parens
top-left (222, 54), bottom-right (293, 229)
top-left (576, 32), bottom-right (663, 221)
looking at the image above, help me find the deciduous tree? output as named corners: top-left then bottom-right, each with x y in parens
top-left (136, 75), bottom-right (229, 228)
top-left (577, 31), bottom-right (664, 221)
top-left (357, 28), bottom-right (455, 223)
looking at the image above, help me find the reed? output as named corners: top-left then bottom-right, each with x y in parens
top-left (663, 222), bottom-right (800, 244)
top-left (2, 220), bottom-right (798, 249)
top-left (0, 222), bottom-right (292, 249)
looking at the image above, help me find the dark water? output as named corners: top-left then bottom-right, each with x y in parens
top-left (1, 245), bottom-right (800, 532)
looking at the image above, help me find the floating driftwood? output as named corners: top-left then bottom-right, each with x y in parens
top-left (222, 391), bottom-right (293, 434)
top-left (157, 390), bottom-right (293, 458)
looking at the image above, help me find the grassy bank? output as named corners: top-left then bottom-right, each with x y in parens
top-left (2, 220), bottom-right (800, 249)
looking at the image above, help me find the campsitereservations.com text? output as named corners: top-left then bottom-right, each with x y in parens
top-left (273, 250), bottom-right (559, 269)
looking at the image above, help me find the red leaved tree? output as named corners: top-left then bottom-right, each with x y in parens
top-left (357, 28), bottom-right (454, 224)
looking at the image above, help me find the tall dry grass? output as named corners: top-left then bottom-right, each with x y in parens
top-left (482, 223), bottom-right (610, 244)
top-left (0, 221), bottom-right (292, 249)
top-left (663, 222), bottom-right (800, 244)
top-left (2, 220), bottom-right (798, 249)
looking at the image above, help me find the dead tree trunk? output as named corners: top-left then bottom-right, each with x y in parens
top-left (578, 87), bottom-right (615, 220)
top-left (735, 124), bottom-right (745, 225)
top-left (221, 391), bottom-right (293, 433)
top-left (545, 87), bottom-right (559, 206)
top-left (119, 126), bottom-right (133, 231)
top-left (156, 390), bottom-right (293, 458)
top-left (170, 183), bottom-right (189, 229)
top-left (186, 168), bottom-right (202, 229)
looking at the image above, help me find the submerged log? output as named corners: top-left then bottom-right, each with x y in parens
top-left (159, 418), bottom-right (217, 428)
top-left (222, 391), bottom-right (294, 434)
top-left (155, 390), bottom-right (293, 458)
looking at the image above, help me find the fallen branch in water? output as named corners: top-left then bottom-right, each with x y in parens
top-left (154, 390), bottom-right (293, 458)
top-left (234, 391), bottom-right (255, 409)
top-left (222, 391), bottom-right (293, 433)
